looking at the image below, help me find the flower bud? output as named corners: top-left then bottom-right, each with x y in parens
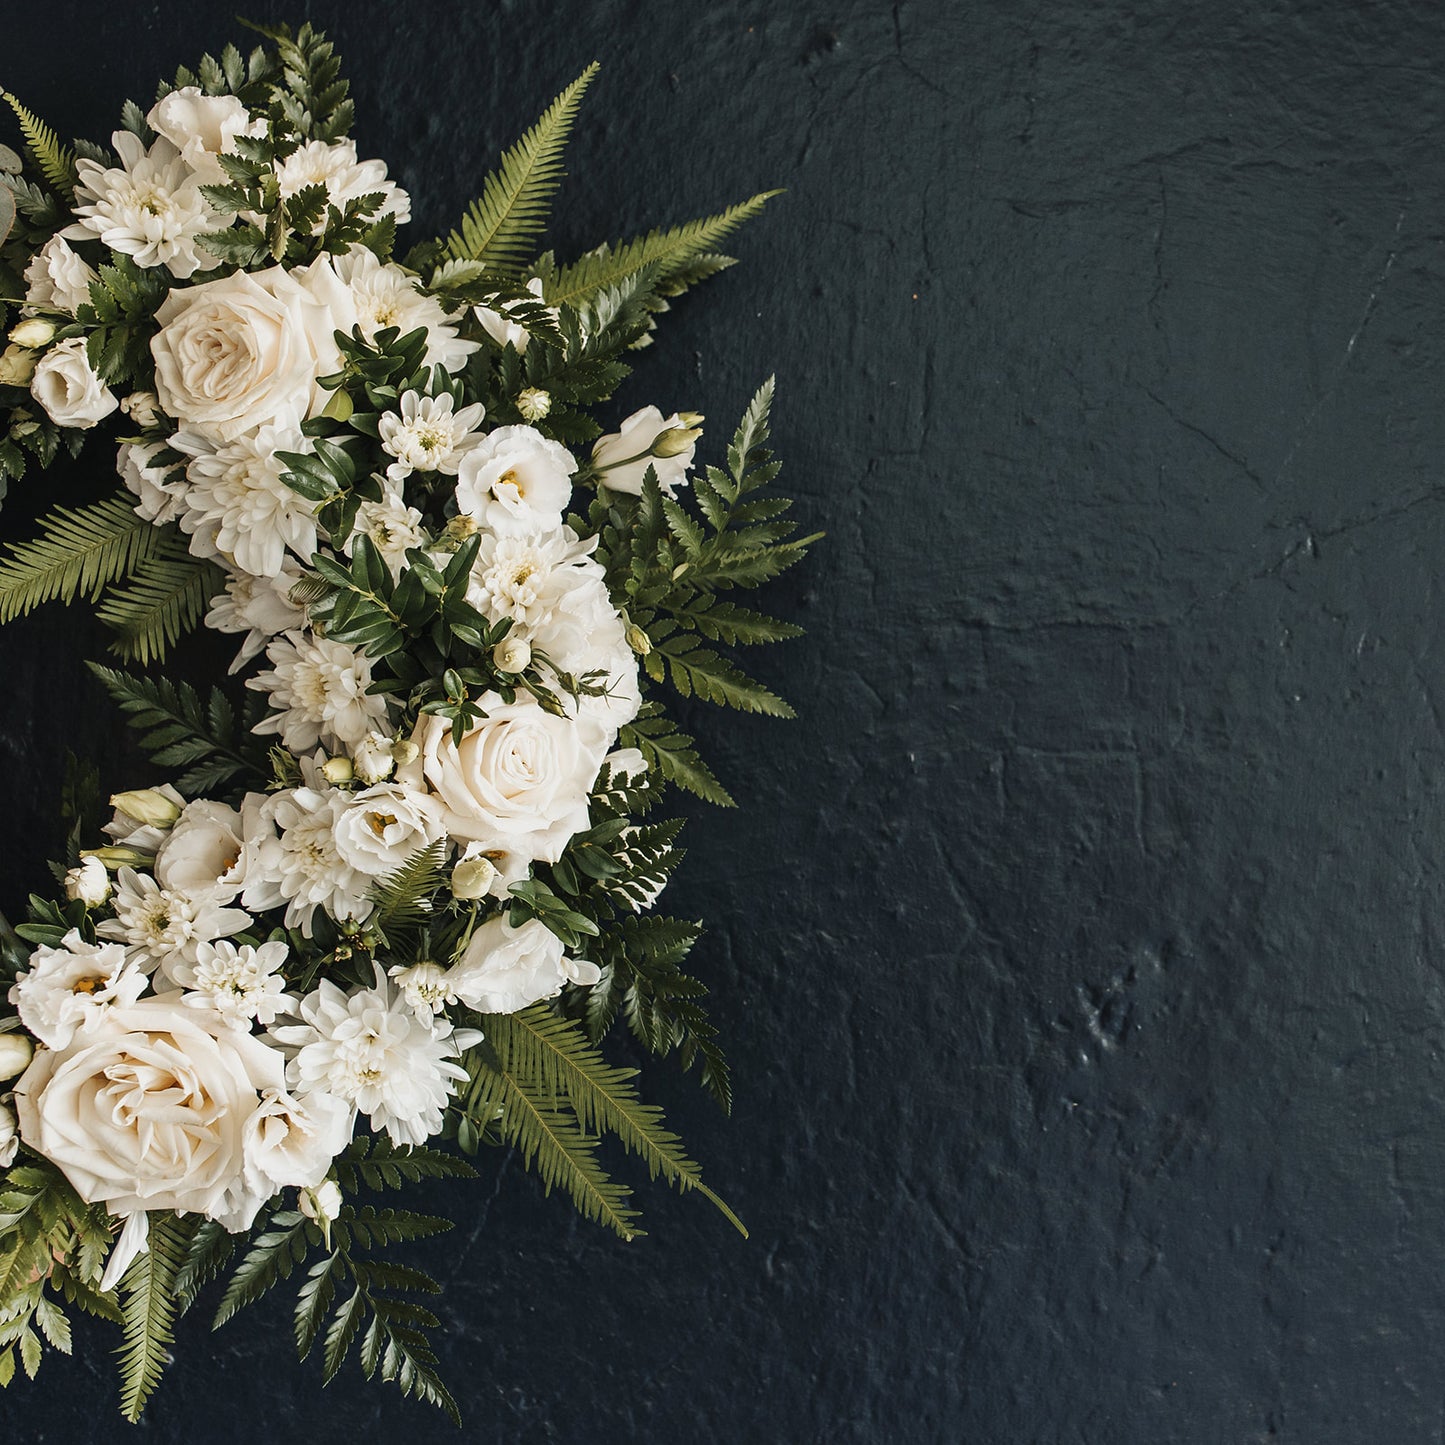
top-left (652, 424), bottom-right (703, 459)
top-left (625, 623), bottom-right (652, 657)
top-left (321, 755), bottom-right (354, 787)
top-left (392, 739), bottom-right (421, 768)
top-left (352, 732), bottom-right (396, 785)
top-left (492, 636), bottom-right (531, 674)
top-left (64, 855), bottom-right (112, 907)
top-left (299, 1179), bottom-right (342, 1243)
top-left (676, 411), bottom-right (704, 428)
top-left (437, 514), bottom-right (478, 551)
top-left (110, 789), bottom-right (183, 829)
top-left (0, 1101), bottom-right (16, 1169)
top-left (451, 852), bottom-right (497, 901)
top-left (0, 1032), bottom-right (33, 1082)
top-left (0, 345), bottom-right (37, 387)
top-left (516, 387), bottom-right (551, 421)
top-left (119, 390), bottom-right (161, 428)
top-left (80, 845), bottom-right (154, 871)
top-left (9, 318), bottom-right (55, 349)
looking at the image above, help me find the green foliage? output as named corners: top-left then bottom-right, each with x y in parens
top-left (0, 1161), bottom-right (118, 1391)
top-left (240, 20), bottom-right (355, 141)
top-left (116, 1213), bottom-right (192, 1421)
top-left (619, 703), bottom-right (734, 806)
top-left (0, 91), bottom-right (76, 194)
top-left (0, 493), bottom-right (161, 623)
top-left (87, 662), bottom-right (268, 796)
top-left (329, 1134), bottom-right (477, 1194)
top-left (442, 64), bottom-right (598, 275)
top-left (94, 536), bottom-right (222, 665)
top-left (76, 256), bottom-right (171, 387)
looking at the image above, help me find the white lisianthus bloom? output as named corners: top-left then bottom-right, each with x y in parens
top-left (0, 1103), bottom-right (16, 1169)
top-left (330, 247), bottom-right (477, 373)
top-left (62, 131), bottom-right (222, 278)
top-left (454, 425), bottom-right (576, 534)
top-left (299, 1178), bottom-right (343, 1224)
top-left (448, 915), bottom-right (600, 1014)
top-left (167, 938), bottom-right (292, 1028)
top-left (332, 783), bottom-right (447, 878)
top-left (146, 87), bottom-right (262, 184)
top-left (240, 787), bottom-right (373, 934)
top-left (377, 391), bottom-right (485, 481)
top-left (172, 413), bottom-right (320, 577)
top-left (405, 691), bottom-right (609, 862)
top-left (272, 970), bottom-right (469, 1147)
top-left (150, 266), bottom-right (346, 441)
top-left (248, 630), bottom-right (391, 752)
top-left (64, 855), bottom-right (112, 907)
top-left (388, 961), bottom-right (458, 1025)
top-left (237, 1087), bottom-right (352, 1217)
top-left (12, 992), bottom-right (285, 1225)
top-left (9, 931), bottom-right (148, 1050)
top-left (205, 564), bottom-right (309, 672)
top-left (103, 782), bottom-right (187, 852)
top-left (22, 236), bottom-right (98, 315)
top-left (30, 338), bottom-right (118, 429)
top-left (344, 486), bottom-right (429, 575)
top-left (351, 731), bottom-right (397, 785)
top-left (272, 139), bottom-right (411, 230)
top-left (97, 868), bottom-right (251, 974)
top-left (118, 441), bottom-right (187, 526)
top-left (472, 277), bottom-right (555, 352)
top-left (591, 406), bottom-right (698, 497)
top-left (153, 799), bottom-right (246, 903)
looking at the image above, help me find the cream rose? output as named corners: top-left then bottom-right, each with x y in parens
top-left (149, 266), bottom-right (346, 441)
top-left (407, 692), bottom-right (610, 862)
top-left (449, 915), bottom-right (600, 1014)
top-left (12, 993), bottom-right (284, 1222)
top-left (30, 337), bottom-right (118, 428)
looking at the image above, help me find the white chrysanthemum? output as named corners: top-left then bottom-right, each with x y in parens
top-left (344, 486), bottom-right (429, 575)
top-left (63, 131), bottom-right (222, 278)
top-left (240, 787), bottom-right (372, 934)
top-left (273, 139), bottom-right (411, 229)
top-left (330, 247), bottom-right (477, 373)
top-left (23, 236), bottom-right (98, 315)
top-left (466, 525), bottom-right (601, 636)
top-left (172, 415), bottom-right (320, 578)
top-left (118, 441), bottom-right (187, 526)
top-left (249, 630), bottom-right (391, 752)
top-left (169, 938), bottom-right (292, 1028)
top-left (206, 565), bottom-right (309, 673)
top-left (96, 867), bottom-right (251, 973)
top-left (272, 970), bottom-right (468, 1147)
top-left (9, 930), bottom-right (148, 1050)
top-left (388, 961), bottom-right (458, 1025)
top-left (377, 391), bottom-right (485, 481)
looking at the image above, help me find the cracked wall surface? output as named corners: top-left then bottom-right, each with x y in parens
top-left (4, 1), bottom-right (1444, 1441)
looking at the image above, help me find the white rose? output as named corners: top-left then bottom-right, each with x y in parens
top-left (22, 236), bottom-right (97, 315)
top-left (149, 266), bottom-right (346, 441)
top-left (146, 87), bottom-right (260, 182)
top-left (591, 406), bottom-right (699, 496)
top-left (406, 692), bottom-right (609, 863)
top-left (30, 338), bottom-right (118, 428)
top-left (454, 424), bottom-right (576, 534)
top-left (0, 1102), bottom-right (16, 1168)
top-left (332, 783), bottom-right (447, 878)
top-left (448, 916), bottom-right (599, 1014)
top-left (153, 799), bottom-right (246, 903)
top-left (12, 993), bottom-right (284, 1222)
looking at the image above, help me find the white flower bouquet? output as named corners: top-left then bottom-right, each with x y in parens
top-left (0, 22), bottom-right (815, 1420)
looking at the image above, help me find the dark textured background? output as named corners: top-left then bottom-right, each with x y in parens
top-left (3, 1), bottom-right (1443, 1440)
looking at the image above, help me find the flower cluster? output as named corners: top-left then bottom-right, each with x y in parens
top-left (0, 22), bottom-right (808, 1422)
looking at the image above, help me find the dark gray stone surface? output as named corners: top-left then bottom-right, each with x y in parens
top-left (4, 0), bottom-right (1445, 1440)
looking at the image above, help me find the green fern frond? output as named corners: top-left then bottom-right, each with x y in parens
top-left (116, 1213), bottom-right (191, 1422)
top-left (368, 839), bottom-right (448, 933)
top-left (0, 494), bottom-right (158, 623)
top-left (542, 191), bottom-right (780, 308)
top-left (0, 91), bottom-right (75, 192)
top-left (95, 542), bottom-right (221, 664)
top-left (483, 1004), bottom-right (745, 1234)
top-left (442, 63), bottom-right (598, 274)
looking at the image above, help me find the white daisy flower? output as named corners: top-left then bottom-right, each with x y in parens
top-left (206, 564), bottom-right (310, 673)
top-left (388, 961), bottom-right (459, 1026)
top-left (273, 139), bottom-right (411, 230)
top-left (344, 484), bottom-right (430, 575)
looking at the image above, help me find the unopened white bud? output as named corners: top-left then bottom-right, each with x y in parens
top-left (625, 623), bottom-right (652, 657)
top-left (110, 789), bottom-right (182, 829)
top-left (9, 318), bottom-right (55, 349)
top-left (392, 739), bottom-right (420, 768)
top-left (516, 386), bottom-right (551, 421)
top-left (64, 855), bottom-right (112, 907)
top-left (119, 390), bottom-right (161, 428)
top-left (492, 636), bottom-right (531, 674)
top-left (652, 423), bottom-right (703, 459)
top-left (0, 345), bottom-right (36, 387)
top-left (451, 851), bottom-right (498, 901)
top-left (352, 732), bottom-right (395, 785)
top-left (320, 755), bottom-right (354, 786)
top-left (80, 845), bottom-right (154, 871)
top-left (0, 1032), bottom-right (33, 1082)
top-left (299, 1179), bottom-right (342, 1226)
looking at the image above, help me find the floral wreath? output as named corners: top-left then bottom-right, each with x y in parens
top-left (0, 22), bottom-right (815, 1422)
